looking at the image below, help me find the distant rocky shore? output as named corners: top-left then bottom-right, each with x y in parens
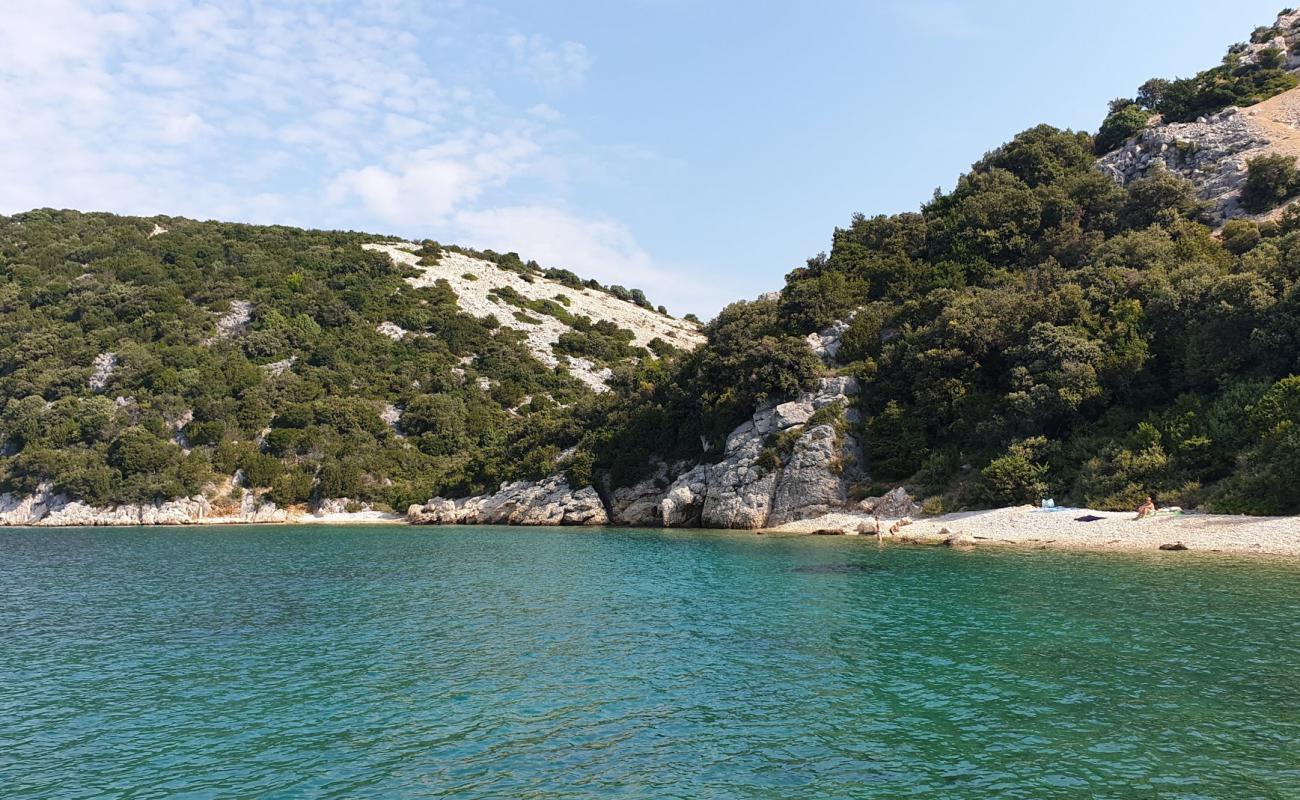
top-left (0, 484), bottom-right (400, 527)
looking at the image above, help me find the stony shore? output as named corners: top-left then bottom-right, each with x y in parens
top-left (5, 490), bottom-right (1298, 558)
top-left (764, 505), bottom-right (1300, 557)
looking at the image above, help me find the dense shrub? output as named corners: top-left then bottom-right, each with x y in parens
top-left (1241, 153), bottom-right (1300, 212)
top-left (1095, 102), bottom-right (1152, 154)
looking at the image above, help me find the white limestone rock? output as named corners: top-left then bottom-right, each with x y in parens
top-left (89, 352), bottom-right (117, 392)
top-left (408, 475), bottom-right (609, 526)
top-left (660, 465), bottom-right (708, 527)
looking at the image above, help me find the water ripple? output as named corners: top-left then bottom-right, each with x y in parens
top-left (2, 526), bottom-right (1299, 798)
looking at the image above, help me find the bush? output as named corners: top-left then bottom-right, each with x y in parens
top-left (1221, 219), bottom-right (1262, 254)
top-left (1241, 154), bottom-right (1300, 213)
top-left (1095, 103), bottom-right (1152, 154)
top-left (239, 451), bottom-right (282, 487)
top-left (979, 437), bottom-right (1050, 506)
top-left (267, 468), bottom-right (314, 507)
top-left (109, 428), bottom-right (180, 475)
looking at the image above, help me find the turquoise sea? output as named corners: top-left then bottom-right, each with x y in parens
top-left (2, 525), bottom-right (1299, 799)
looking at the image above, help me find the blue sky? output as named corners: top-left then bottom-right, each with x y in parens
top-left (0, 0), bottom-right (1284, 316)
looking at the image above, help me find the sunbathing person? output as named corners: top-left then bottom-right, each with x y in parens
top-left (1135, 496), bottom-right (1156, 520)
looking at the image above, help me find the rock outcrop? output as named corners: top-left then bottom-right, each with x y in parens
top-left (597, 375), bottom-right (863, 530)
top-left (609, 465), bottom-right (673, 526)
top-left (0, 483), bottom-right (287, 526)
top-left (859, 486), bottom-right (923, 519)
top-left (806, 316), bottom-right (854, 364)
top-left (1097, 10), bottom-right (1300, 223)
top-left (1097, 109), bottom-right (1269, 220)
top-left (407, 475), bottom-right (609, 526)
top-left (659, 465), bottom-right (708, 527)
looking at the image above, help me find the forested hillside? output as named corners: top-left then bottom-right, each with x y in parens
top-left (0, 211), bottom-right (690, 512)
top-left (561, 125), bottom-right (1300, 516)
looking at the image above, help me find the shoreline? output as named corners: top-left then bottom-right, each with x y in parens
top-left (4, 504), bottom-right (1298, 558)
top-left (764, 505), bottom-right (1300, 557)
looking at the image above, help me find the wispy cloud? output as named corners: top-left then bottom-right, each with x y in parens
top-left (507, 33), bottom-right (592, 91)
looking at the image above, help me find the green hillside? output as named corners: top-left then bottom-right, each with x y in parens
top-left (0, 210), bottom-right (672, 511)
top-left (571, 126), bottom-right (1300, 515)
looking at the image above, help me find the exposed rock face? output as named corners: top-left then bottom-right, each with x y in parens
top-left (89, 352), bottom-right (117, 392)
top-left (767, 423), bottom-right (846, 526)
top-left (609, 466), bottom-right (670, 526)
top-left (0, 483), bottom-right (286, 526)
top-left (659, 465), bottom-right (708, 527)
top-left (407, 475), bottom-right (609, 526)
top-left (212, 300), bottom-right (252, 340)
top-left (1097, 108), bottom-right (1269, 220)
top-left (376, 321), bottom-right (407, 340)
top-left (806, 315), bottom-right (854, 364)
top-left (603, 376), bottom-right (862, 530)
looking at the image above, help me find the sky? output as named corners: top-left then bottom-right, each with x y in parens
top-left (0, 0), bottom-right (1286, 317)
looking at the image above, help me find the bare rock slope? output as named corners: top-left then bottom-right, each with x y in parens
top-left (364, 243), bottom-right (704, 392)
top-left (1098, 9), bottom-right (1300, 222)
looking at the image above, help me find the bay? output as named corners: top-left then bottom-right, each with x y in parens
top-left (2, 525), bottom-right (1298, 798)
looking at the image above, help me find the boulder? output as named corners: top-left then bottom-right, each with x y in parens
top-left (860, 487), bottom-right (922, 519)
top-left (940, 528), bottom-right (975, 548)
top-left (856, 520), bottom-right (880, 536)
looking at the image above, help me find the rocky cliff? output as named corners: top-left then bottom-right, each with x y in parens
top-left (405, 374), bottom-right (861, 530)
top-left (405, 309), bottom-right (867, 531)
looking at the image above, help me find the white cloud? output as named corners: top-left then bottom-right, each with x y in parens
top-left (449, 205), bottom-right (728, 316)
top-left (507, 32), bottom-right (591, 91)
top-left (330, 133), bottom-right (541, 225)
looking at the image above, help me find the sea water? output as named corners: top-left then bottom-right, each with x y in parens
top-left (2, 525), bottom-right (1298, 798)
